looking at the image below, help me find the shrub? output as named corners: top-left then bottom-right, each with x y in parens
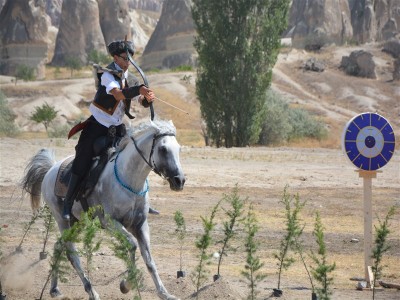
top-left (259, 91), bottom-right (292, 145)
top-left (87, 50), bottom-right (110, 65)
top-left (172, 65), bottom-right (193, 72)
top-left (259, 90), bottom-right (327, 145)
top-left (288, 108), bottom-right (327, 141)
top-left (0, 91), bottom-right (19, 137)
top-left (15, 64), bottom-right (36, 84)
top-left (30, 102), bottom-right (58, 134)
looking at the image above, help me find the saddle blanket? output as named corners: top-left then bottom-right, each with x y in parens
top-left (54, 156), bottom-right (74, 198)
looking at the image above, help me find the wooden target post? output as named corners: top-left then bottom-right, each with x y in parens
top-left (342, 112), bottom-right (395, 288)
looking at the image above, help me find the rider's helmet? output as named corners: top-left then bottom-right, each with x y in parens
top-left (107, 40), bottom-right (135, 56)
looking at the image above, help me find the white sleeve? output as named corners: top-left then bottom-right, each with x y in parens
top-left (101, 72), bottom-right (121, 94)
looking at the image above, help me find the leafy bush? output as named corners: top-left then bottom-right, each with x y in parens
top-left (0, 91), bottom-right (19, 137)
top-left (259, 91), bottom-right (292, 145)
top-left (259, 91), bottom-right (327, 145)
top-left (15, 64), bottom-right (36, 84)
top-left (30, 102), bottom-right (58, 133)
top-left (87, 50), bottom-right (110, 65)
top-left (288, 108), bottom-right (327, 141)
top-left (65, 56), bottom-right (82, 77)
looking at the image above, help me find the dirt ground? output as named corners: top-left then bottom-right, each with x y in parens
top-left (0, 138), bottom-right (399, 300)
top-left (0, 43), bottom-right (399, 299)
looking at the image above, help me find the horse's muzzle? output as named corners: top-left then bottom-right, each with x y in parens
top-left (169, 174), bottom-right (185, 191)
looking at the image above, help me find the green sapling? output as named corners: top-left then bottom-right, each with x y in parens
top-left (241, 203), bottom-right (266, 300)
top-left (215, 185), bottom-right (245, 279)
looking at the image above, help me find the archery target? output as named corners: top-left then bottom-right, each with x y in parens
top-left (342, 113), bottom-right (395, 171)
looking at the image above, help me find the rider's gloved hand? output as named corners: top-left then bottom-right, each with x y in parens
top-left (139, 96), bottom-right (150, 108)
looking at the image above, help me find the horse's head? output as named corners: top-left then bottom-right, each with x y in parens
top-left (152, 132), bottom-right (185, 191)
top-left (130, 120), bottom-right (185, 191)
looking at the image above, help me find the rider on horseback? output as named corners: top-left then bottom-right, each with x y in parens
top-left (62, 40), bottom-right (155, 221)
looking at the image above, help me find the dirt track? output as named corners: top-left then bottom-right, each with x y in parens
top-left (0, 137), bottom-right (399, 300)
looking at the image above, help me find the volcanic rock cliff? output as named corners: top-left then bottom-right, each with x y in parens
top-left (0, 0), bottom-right (49, 79)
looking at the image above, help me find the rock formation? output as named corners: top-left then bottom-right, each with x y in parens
top-left (98, 0), bottom-right (132, 46)
top-left (0, 0), bottom-right (49, 79)
top-left (128, 0), bottom-right (162, 11)
top-left (51, 0), bottom-right (106, 66)
top-left (350, 0), bottom-right (400, 43)
top-left (45, 0), bottom-right (63, 27)
top-left (141, 0), bottom-right (196, 70)
top-left (287, 0), bottom-right (353, 48)
top-left (340, 50), bottom-right (377, 78)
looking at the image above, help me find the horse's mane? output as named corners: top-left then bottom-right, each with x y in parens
top-left (116, 119), bottom-right (176, 152)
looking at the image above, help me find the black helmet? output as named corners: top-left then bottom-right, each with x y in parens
top-left (107, 40), bottom-right (135, 56)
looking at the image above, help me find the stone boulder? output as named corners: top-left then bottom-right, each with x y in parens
top-left (0, 0), bottom-right (49, 79)
top-left (98, 0), bottom-right (132, 45)
top-left (340, 50), bottom-right (377, 79)
top-left (141, 0), bottom-right (196, 70)
top-left (51, 0), bottom-right (106, 66)
top-left (304, 57), bottom-right (325, 72)
top-left (287, 0), bottom-right (353, 48)
top-left (382, 38), bottom-right (400, 58)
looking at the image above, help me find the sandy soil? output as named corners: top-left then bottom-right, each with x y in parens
top-left (0, 138), bottom-right (399, 300)
top-left (0, 43), bottom-right (399, 299)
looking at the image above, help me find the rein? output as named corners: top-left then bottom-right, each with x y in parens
top-left (131, 133), bottom-right (176, 178)
top-left (113, 132), bottom-right (175, 195)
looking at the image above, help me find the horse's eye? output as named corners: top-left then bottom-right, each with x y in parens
top-left (159, 145), bottom-right (168, 155)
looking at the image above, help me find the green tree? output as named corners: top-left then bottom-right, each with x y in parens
top-left (192, 0), bottom-right (291, 147)
top-left (65, 56), bottom-right (82, 78)
top-left (30, 102), bottom-right (58, 133)
top-left (15, 64), bottom-right (36, 85)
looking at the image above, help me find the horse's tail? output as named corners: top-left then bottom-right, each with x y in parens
top-left (21, 148), bottom-right (56, 212)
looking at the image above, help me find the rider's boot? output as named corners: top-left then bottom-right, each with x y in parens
top-left (62, 173), bottom-right (81, 221)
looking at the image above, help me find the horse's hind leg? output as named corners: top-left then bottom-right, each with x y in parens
top-left (135, 221), bottom-right (178, 300)
top-left (50, 242), bottom-right (62, 297)
top-left (65, 241), bottom-right (100, 300)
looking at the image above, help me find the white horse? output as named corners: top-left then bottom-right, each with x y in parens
top-left (21, 119), bottom-right (185, 300)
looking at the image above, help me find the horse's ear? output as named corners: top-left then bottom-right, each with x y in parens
top-left (168, 120), bottom-right (174, 126)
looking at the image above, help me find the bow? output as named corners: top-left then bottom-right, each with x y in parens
top-left (125, 45), bottom-right (155, 120)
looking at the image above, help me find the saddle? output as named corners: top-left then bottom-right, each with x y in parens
top-left (55, 125), bottom-right (123, 211)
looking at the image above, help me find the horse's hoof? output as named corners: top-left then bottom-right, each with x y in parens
top-left (50, 287), bottom-right (62, 298)
top-left (120, 279), bottom-right (130, 294)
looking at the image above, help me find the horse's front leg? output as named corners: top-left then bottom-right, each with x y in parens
top-left (134, 220), bottom-right (179, 300)
top-left (101, 218), bottom-right (138, 294)
top-left (65, 241), bottom-right (100, 300)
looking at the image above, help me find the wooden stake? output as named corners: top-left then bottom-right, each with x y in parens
top-left (357, 170), bottom-right (379, 288)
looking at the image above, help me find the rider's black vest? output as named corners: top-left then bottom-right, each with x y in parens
top-left (93, 62), bottom-right (135, 119)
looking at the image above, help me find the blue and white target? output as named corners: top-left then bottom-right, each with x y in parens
top-left (342, 113), bottom-right (395, 171)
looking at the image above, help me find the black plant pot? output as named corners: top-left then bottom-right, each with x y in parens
top-left (177, 271), bottom-right (186, 278)
top-left (39, 251), bottom-right (48, 260)
top-left (213, 274), bottom-right (220, 282)
top-left (272, 288), bottom-right (283, 297)
top-left (312, 292), bottom-right (318, 300)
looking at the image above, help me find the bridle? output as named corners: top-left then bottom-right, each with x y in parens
top-left (131, 133), bottom-right (176, 179)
